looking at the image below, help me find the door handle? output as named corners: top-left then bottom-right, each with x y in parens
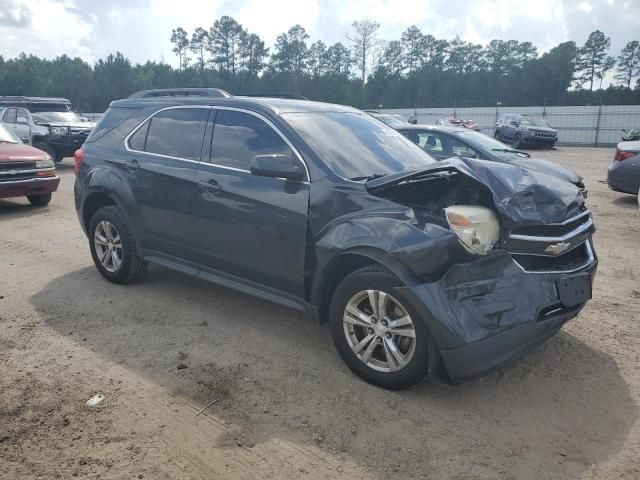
top-left (123, 159), bottom-right (140, 170)
top-left (198, 179), bottom-right (222, 194)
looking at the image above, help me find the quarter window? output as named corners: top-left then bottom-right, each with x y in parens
top-left (210, 110), bottom-right (295, 171)
top-left (137, 108), bottom-right (209, 161)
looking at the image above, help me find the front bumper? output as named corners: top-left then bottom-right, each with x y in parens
top-left (0, 176), bottom-right (60, 199)
top-left (398, 245), bottom-right (597, 382)
top-left (46, 133), bottom-right (90, 157)
top-left (523, 133), bottom-right (557, 145)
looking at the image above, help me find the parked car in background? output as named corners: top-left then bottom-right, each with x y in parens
top-left (436, 116), bottom-right (481, 132)
top-left (75, 89), bottom-right (596, 390)
top-left (396, 124), bottom-right (586, 194)
top-left (0, 96), bottom-right (95, 162)
top-left (495, 113), bottom-right (558, 148)
top-left (607, 141), bottom-right (640, 197)
top-left (0, 123), bottom-right (59, 206)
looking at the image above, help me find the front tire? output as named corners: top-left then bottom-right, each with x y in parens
top-left (27, 193), bottom-right (51, 206)
top-left (88, 206), bottom-right (143, 284)
top-left (329, 265), bottom-right (429, 390)
top-left (33, 143), bottom-right (62, 162)
top-left (512, 134), bottom-right (523, 149)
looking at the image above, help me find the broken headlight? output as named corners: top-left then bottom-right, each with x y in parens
top-left (445, 206), bottom-right (500, 255)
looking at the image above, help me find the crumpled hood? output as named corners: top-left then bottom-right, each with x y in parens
top-left (367, 156), bottom-right (585, 228)
top-left (506, 157), bottom-right (583, 185)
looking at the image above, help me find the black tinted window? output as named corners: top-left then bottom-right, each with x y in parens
top-left (210, 110), bottom-right (294, 170)
top-left (129, 122), bottom-right (148, 151)
top-left (86, 106), bottom-right (141, 143)
top-left (144, 108), bottom-right (209, 160)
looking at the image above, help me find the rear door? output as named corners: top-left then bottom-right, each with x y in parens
top-left (192, 108), bottom-right (310, 298)
top-left (125, 106), bottom-right (210, 263)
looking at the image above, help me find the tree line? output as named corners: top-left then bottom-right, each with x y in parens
top-left (0, 16), bottom-right (639, 112)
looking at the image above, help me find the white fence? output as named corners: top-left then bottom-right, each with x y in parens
top-left (380, 105), bottom-right (640, 146)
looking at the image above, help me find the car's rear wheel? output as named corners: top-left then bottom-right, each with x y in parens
top-left (27, 193), bottom-right (51, 206)
top-left (329, 265), bottom-right (429, 390)
top-left (89, 206), bottom-right (143, 284)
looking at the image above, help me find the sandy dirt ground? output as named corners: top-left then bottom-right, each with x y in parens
top-left (0, 146), bottom-right (639, 480)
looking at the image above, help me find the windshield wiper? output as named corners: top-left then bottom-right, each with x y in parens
top-left (350, 173), bottom-right (388, 181)
top-left (491, 148), bottom-right (530, 158)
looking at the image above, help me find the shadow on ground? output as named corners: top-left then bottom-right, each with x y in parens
top-left (31, 266), bottom-right (636, 479)
top-left (612, 195), bottom-right (638, 210)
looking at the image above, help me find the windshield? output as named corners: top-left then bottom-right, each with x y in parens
top-left (457, 130), bottom-right (527, 159)
top-left (0, 124), bottom-right (21, 143)
top-left (32, 111), bottom-right (82, 123)
top-left (284, 112), bottom-right (435, 179)
top-left (520, 116), bottom-right (550, 127)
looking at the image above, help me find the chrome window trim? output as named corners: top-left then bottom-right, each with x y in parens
top-left (509, 210), bottom-right (592, 243)
top-left (123, 104), bottom-right (310, 182)
top-left (512, 241), bottom-right (595, 275)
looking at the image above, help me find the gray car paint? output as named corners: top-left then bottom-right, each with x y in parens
top-left (607, 141), bottom-right (640, 195)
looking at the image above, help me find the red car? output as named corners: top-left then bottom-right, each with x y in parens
top-left (0, 123), bottom-right (59, 206)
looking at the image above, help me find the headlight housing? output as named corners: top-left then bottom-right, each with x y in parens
top-left (50, 126), bottom-right (69, 136)
top-left (445, 206), bottom-right (500, 255)
top-left (35, 158), bottom-right (55, 169)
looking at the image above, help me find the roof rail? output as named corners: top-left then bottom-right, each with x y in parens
top-left (128, 88), bottom-right (232, 99)
top-left (244, 93), bottom-right (309, 100)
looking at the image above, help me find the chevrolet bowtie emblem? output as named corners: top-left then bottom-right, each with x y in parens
top-left (545, 242), bottom-right (571, 255)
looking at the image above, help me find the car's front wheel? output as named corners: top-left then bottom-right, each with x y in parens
top-left (27, 193), bottom-right (51, 206)
top-left (88, 206), bottom-right (143, 284)
top-left (512, 134), bottom-right (523, 149)
top-left (329, 265), bottom-right (429, 390)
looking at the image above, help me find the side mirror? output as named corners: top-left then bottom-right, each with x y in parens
top-left (17, 116), bottom-right (29, 125)
top-left (408, 115), bottom-right (417, 125)
top-left (250, 154), bottom-right (304, 181)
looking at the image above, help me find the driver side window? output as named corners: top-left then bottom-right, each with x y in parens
top-left (448, 137), bottom-right (481, 159)
top-left (210, 110), bottom-right (297, 172)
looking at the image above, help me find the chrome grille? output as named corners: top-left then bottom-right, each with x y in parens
top-left (513, 243), bottom-right (592, 273)
top-left (511, 212), bottom-right (590, 238)
top-left (509, 211), bottom-right (595, 273)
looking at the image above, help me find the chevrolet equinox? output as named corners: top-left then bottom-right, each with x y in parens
top-left (74, 89), bottom-right (597, 390)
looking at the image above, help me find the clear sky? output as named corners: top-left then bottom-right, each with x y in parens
top-left (1, 0), bottom-right (639, 69)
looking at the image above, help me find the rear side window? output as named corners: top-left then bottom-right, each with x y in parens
top-left (210, 110), bottom-right (294, 171)
top-left (86, 106), bottom-right (142, 143)
top-left (143, 108), bottom-right (209, 161)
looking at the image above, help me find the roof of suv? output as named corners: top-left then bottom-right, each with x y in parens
top-left (0, 96), bottom-right (71, 105)
top-left (112, 95), bottom-right (360, 115)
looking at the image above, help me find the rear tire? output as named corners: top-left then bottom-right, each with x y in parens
top-left (27, 193), bottom-right (51, 206)
top-left (88, 206), bottom-right (143, 284)
top-left (329, 265), bottom-right (429, 390)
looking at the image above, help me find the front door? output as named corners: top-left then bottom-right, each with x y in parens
top-left (125, 106), bottom-right (210, 263)
top-left (192, 108), bottom-right (310, 298)
top-left (3, 108), bottom-right (31, 143)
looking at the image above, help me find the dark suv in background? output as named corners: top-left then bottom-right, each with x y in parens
top-left (74, 89), bottom-right (596, 390)
top-left (495, 113), bottom-right (558, 148)
top-left (0, 96), bottom-right (94, 162)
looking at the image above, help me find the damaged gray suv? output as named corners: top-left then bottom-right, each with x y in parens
top-left (74, 89), bottom-right (597, 390)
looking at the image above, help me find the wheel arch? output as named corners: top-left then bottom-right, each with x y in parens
top-left (311, 247), bottom-right (418, 325)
